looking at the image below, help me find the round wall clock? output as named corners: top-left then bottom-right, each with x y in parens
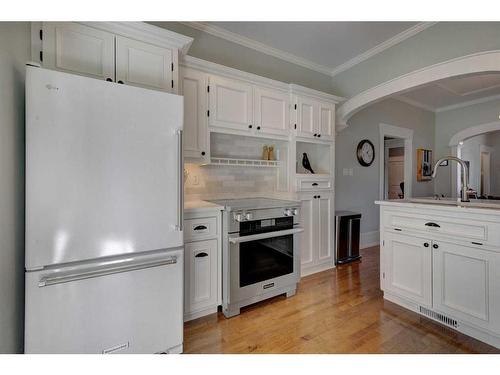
top-left (356, 139), bottom-right (375, 167)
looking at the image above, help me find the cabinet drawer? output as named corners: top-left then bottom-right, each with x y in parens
top-left (297, 178), bottom-right (331, 191)
top-left (184, 217), bottom-right (218, 241)
top-left (382, 209), bottom-right (500, 246)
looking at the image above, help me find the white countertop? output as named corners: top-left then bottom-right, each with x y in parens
top-left (184, 200), bottom-right (224, 213)
top-left (375, 198), bottom-right (500, 216)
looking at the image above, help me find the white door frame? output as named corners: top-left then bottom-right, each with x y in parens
top-left (379, 123), bottom-right (413, 200)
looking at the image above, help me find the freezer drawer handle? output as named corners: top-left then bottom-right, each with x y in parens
top-left (38, 256), bottom-right (178, 287)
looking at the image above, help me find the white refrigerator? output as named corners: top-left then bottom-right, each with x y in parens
top-left (25, 66), bottom-right (184, 354)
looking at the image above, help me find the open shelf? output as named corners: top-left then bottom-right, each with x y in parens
top-left (203, 157), bottom-right (281, 168)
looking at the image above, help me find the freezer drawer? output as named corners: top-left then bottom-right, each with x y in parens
top-left (25, 249), bottom-right (183, 354)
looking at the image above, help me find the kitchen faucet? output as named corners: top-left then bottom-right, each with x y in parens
top-left (431, 156), bottom-right (471, 202)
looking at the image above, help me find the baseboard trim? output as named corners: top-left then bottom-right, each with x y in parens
top-left (301, 262), bottom-right (335, 277)
top-left (360, 230), bottom-right (380, 249)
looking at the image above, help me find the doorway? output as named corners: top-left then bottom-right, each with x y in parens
top-left (379, 123), bottom-right (413, 200)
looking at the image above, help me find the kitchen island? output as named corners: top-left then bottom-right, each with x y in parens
top-left (376, 198), bottom-right (500, 349)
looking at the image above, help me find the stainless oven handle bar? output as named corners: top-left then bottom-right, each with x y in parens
top-left (229, 227), bottom-right (304, 244)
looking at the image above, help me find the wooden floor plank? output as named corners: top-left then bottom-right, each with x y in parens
top-left (183, 247), bottom-right (499, 354)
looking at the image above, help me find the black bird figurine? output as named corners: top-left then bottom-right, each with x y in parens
top-left (302, 153), bottom-right (315, 174)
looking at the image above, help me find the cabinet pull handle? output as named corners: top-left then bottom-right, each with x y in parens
top-left (195, 252), bottom-right (208, 258)
top-left (193, 225), bottom-right (207, 231)
top-left (312, 183), bottom-right (318, 186)
top-left (424, 243), bottom-right (429, 247)
top-left (106, 78), bottom-right (113, 82)
top-left (472, 241), bottom-right (483, 246)
top-left (394, 228), bottom-right (402, 231)
top-left (117, 80), bottom-right (124, 84)
top-left (432, 244), bottom-right (439, 249)
top-left (425, 222), bottom-right (440, 228)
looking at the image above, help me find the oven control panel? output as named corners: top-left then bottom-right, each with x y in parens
top-left (233, 208), bottom-right (299, 222)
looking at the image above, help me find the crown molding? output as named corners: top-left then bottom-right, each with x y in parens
top-left (289, 84), bottom-right (345, 103)
top-left (436, 92), bottom-right (500, 113)
top-left (330, 22), bottom-right (437, 77)
top-left (181, 22), bottom-right (333, 76)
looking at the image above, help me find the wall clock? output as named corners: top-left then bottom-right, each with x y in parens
top-left (356, 139), bottom-right (375, 167)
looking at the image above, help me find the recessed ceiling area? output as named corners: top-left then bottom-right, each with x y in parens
top-left (394, 72), bottom-right (500, 112)
top-left (187, 22), bottom-right (424, 75)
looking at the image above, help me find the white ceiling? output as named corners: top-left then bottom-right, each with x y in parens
top-left (186, 22), bottom-right (430, 76)
top-left (395, 73), bottom-right (500, 112)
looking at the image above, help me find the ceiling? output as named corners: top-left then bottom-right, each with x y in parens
top-left (186, 22), bottom-right (428, 76)
top-left (394, 73), bottom-right (500, 112)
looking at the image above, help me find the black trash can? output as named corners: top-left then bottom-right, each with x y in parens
top-left (335, 211), bottom-right (362, 264)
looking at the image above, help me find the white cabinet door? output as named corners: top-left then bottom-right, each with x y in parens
top-left (318, 101), bottom-right (335, 140)
top-left (180, 67), bottom-right (209, 161)
top-left (115, 36), bottom-right (174, 92)
top-left (42, 22), bottom-right (115, 81)
top-left (384, 232), bottom-right (432, 307)
top-left (296, 96), bottom-right (318, 138)
top-left (254, 86), bottom-right (290, 136)
top-left (316, 192), bottom-right (333, 264)
top-left (208, 75), bottom-right (253, 132)
top-left (432, 241), bottom-right (500, 333)
top-left (299, 193), bottom-right (316, 272)
top-left (184, 239), bottom-right (218, 315)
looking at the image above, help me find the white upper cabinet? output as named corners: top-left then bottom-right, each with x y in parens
top-left (115, 36), bottom-right (174, 91)
top-left (383, 232), bottom-right (432, 307)
top-left (180, 67), bottom-right (209, 161)
top-left (42, 22), bottom-right (115, 81)
top-left (296, 96), bottom-right (317, 138)
top-left (254, 86), bottom-right (290, 136)
top-left (38, 22), bottom-right (193, 93)
top-left (208, 75), bottom-right (253, 132)
top-left (318, 101), bottom-right (335, 140)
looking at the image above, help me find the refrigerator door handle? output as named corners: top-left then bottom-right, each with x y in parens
top-left (38, 256), bottom-right (178, 287)
top-left (176, 129), bottom-right (184, 232)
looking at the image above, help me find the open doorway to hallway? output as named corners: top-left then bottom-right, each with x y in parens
top-left (384, 137), bottom-right (405, 199)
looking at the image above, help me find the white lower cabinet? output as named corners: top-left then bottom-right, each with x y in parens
top-left (382, 232), bottom-right (432, 307)
top-left (299, 191), bottom-right (334, 276)
top-left (184, 240), bottom-right (218, 316)
top-left (432, 240), bottom-right (500, 333)
top-left (183, 210), bottom-right (222, 321)
top-left (378, 203), bottom-right (500, 348)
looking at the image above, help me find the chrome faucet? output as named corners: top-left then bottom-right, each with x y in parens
top-left (431, 156), bottom-right (470, 202)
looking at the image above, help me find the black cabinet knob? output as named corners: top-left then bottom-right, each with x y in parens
top-left (257, 126), bottom-right (261, 130)
top-left (313, 195), bottom-right (317, 199)
top-left (106, 78), bottom-right (113, 82)
top-left (117, 80), bottom-right (124, 84)
top-left (313, 133), bottom-right (317, 137)
top-left (318, 195), bottom-right (321, 198)
top-left (424, 243), bottom-right (429, 247)
top-left (318, 134), bottom-right (321, 138)
top-left (433, 244), bottom-right (439, 249)
top-left (248, 125), bottom-right (253, 129)
top-left (201, 151), bottom-right (206, 156)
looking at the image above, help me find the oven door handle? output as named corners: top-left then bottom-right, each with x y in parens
top-left (229, 227), bottom-right (304, 244)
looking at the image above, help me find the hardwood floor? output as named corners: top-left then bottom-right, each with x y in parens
top-left (183, 247), bottom-right (499, 354)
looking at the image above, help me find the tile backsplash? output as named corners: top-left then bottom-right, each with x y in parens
top-left (184, 133), bottom-right (289, 199)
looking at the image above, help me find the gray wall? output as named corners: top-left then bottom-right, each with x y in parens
top-left (332, 22), bottom-right (500, 98)
top-left (434, 99), bottom-right (500, 196)
top-left (335, 98), bottom-right (435, 235)
top-left (0, 22), bottom-right (30, 353)
top-left (149, 22), bottom-right (336, 95)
